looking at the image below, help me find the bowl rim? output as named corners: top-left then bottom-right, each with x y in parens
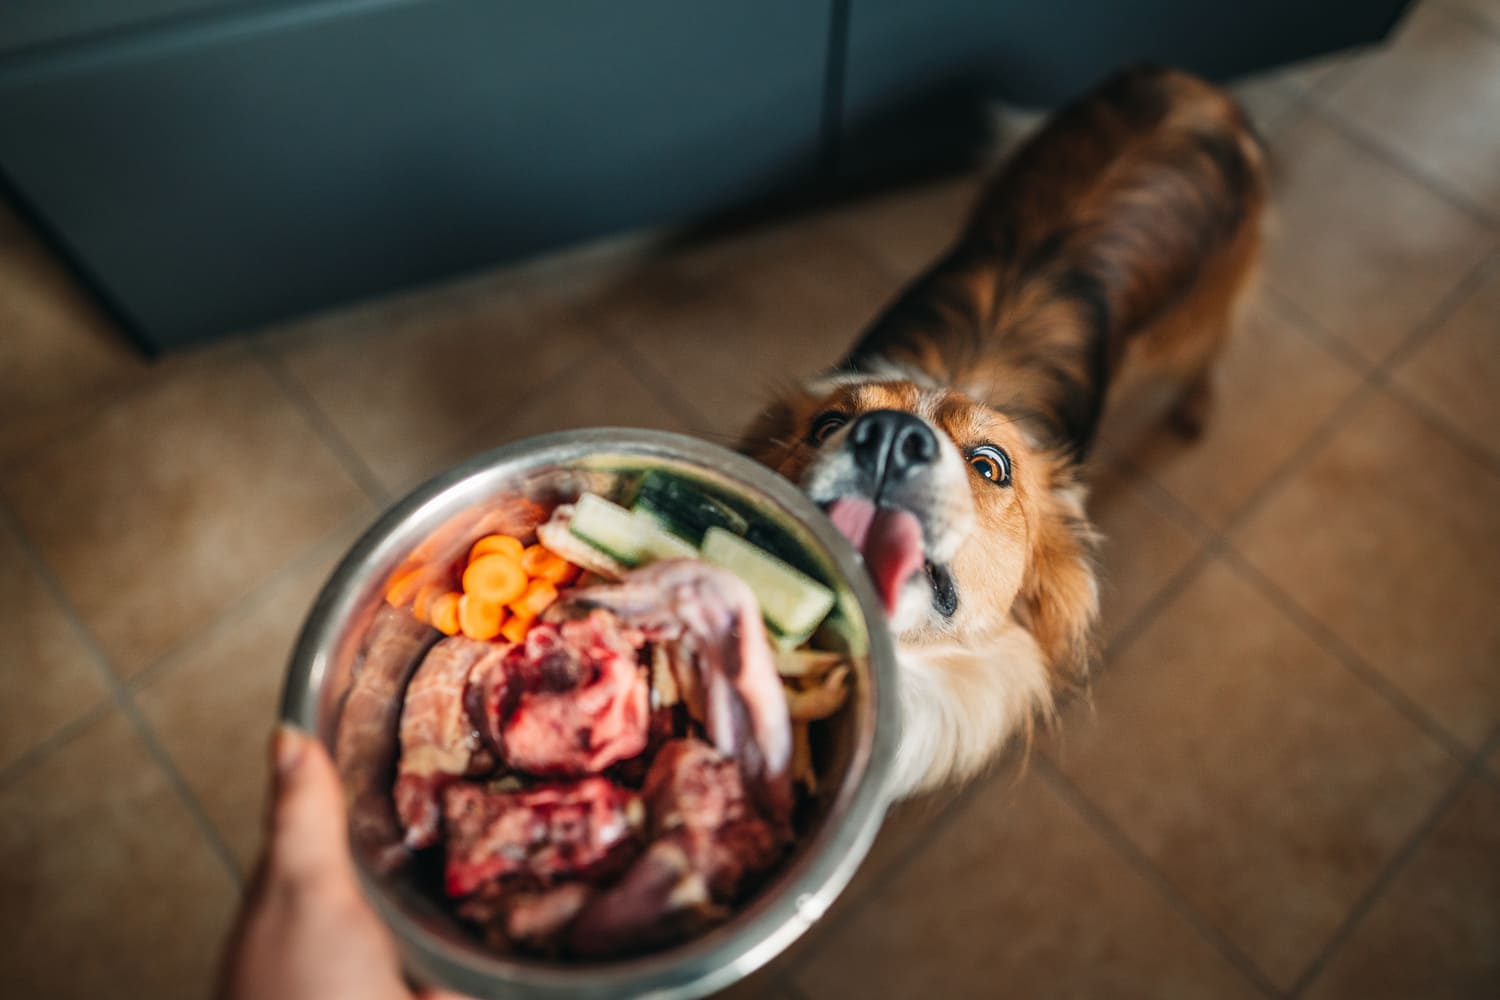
top-left (281, 427), bottom-right (900, 999)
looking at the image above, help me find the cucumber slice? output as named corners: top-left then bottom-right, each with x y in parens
top-left (701, 526), bottom-right (836, 646)
top-left (569, 493), bottom-right (697, 566)
top-left (632, 470), bottom-right (748, 544)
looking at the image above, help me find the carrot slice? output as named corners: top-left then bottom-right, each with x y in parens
top-left (458, 593), bottom-right (506, 641)
top-left (508, 578), bottom-right (558, 619)
top-left (412, 582), bottom-right (449, 624)
top-left (521, 544), bottom-right (580, 586)
top-left (462, 554), bottom-right (528, 604)
top-left (385, 566), bottom-right (424, 607)
top-left (499, 613), bottom-right (535, 645)
top-left (469, 534), bottom-right (525, 565)
top-left (429, 592), bottom-right (462, 636)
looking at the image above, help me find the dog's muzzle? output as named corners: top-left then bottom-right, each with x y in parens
top-left (847, 410), bottom-right (939, 501)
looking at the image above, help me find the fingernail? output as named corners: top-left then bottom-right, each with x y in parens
top-left (273, 724), bottom-right (307, 777)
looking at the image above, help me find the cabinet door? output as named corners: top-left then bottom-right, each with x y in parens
top-left (839, 0), bottom-right (1411, 179)
top-left (0, 0), bottom-right (830, 350)
top-left (0, 0), bottom-right (246, 55)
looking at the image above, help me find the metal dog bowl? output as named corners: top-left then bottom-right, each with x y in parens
top-left (281, 428), bottom-right (899, 999)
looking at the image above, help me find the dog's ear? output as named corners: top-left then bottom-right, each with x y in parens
top-left (736, 384), bottom-right (818, 475)
top-left (1014, 461), bottom-right (1100, 687)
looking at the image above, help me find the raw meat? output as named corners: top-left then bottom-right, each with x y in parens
top-left (336, 606), bottom-right (438, 871)
top-left (475, 610), bottom-right (650, 777)
top-left (441, 778), bottom-right (642, 898)
top-left (562, 560), bottom-right (795, 827)
top-left (568, 738), bottom-right (781, 957)
top-left (394, 636), bottom-right (504, 849)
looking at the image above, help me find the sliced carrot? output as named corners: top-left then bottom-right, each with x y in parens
top-left (458, 593), bottom-right (506, 641)
top-left (462, 554), bottom-right (528, 604)
top-left (499, 613), bottom-right (535, 645)
top-left (385, 566), bottom-right (424, 607)
top-left (508, 578), bottom-right (558, 619)
top-left (429, 592), bottom-right (462, 636)
top-left (521, 544), bottom-right (581, 585)
top-left (469, 534), bottom-right (525, 565)
top-left (412, 582), bottom-right (449, 625)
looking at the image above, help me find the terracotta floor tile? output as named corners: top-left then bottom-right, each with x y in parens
top-left (1263, 112), bottom-right (1496, 365)
top-left (1085, 465), bottom-right (1204, 647)
top-left (1443, 0), bottom-right (1500, 33)
top-left (1125, 296), bottom-right (1363, 530)
top-left (1233, 389), bottom-right (1500, 749)
top-left (267, 282), bottom-right (598, 494)
top-left (1231, 72), bottom-right (1301, 136)
top-left (135, 516), bottom-right (369, 871)
top-left (820, 172), bottom-right (983, 282)
top-left (0, 211), bottom-right (150, 467)
top-left (1325, 2), bottom-right (1500, 220)
top-left (1, 351), bottom-right (368, 677)
top-left (1304, 778), bottom-right (1500, 1000)
top-left (1390, 262), bottom-right (1500, 461)
top-left (1489, 742), bottom-right (1500, 778)
top-left (1280, 48), bottom-right (1365, 96)
top-left (0, 711), bottom-right (238, 1000)
top-left (1052, 558), bottom-right (1456, 987)
top-left (795, 771), bottom-right (1261, 1000)
top-left (588, 221), bottom-right (897, 439)
top-left (0, 520), bottom-right (111, 770)
top-left (460, 346), bottom-right (693, 459)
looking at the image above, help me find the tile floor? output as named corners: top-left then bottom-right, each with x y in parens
top-left (2, 2), bottom-right (1498, 997)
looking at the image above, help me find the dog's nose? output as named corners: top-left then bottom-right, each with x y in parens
top-left (848, 409), bottom-right (938, 490)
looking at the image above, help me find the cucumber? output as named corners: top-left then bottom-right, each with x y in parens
top-left (569, 492), bottom-right (697, 566)
top-left (632, 470), bottom-right (748, 545)
top-left (701, 527), bottom-right (836, 646)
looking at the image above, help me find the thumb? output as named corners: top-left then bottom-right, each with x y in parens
top-left (264, 724), bottom-right (356, 890)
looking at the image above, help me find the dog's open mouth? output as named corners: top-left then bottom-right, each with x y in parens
top-left (824, 496), bottom-right (927, 615)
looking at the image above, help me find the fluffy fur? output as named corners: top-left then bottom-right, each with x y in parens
top-left (740, 66), bottom-right (1267, 797)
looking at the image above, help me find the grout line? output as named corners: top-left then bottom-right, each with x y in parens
top-left (1034, 756), bottom-right (1284, 998)
top-left (1218, 546), bottom-right (1472, 763)
top-left (1101, 540), bottom-right (1218, 662)
top-left (247, 340), bottom-right (393, 508)
top-left (1287, 767), bottom-right (1476, 997)
top-left (774, 768), bottom-right (1005, 981)
top-left (1375, 248), bottom-right (1500, 371)
top-left (0, 497), bottom-right (245, 886)
top-left (1379, 374), bottom-right (1500, 475)
top-left (1293, 99), bottom-right (1500, 231)
top-left (1259, 287), bottom-right (1374, 375)
top-left (124, 505), bottom-right (375, 694)
top-left (0, 696), bottom-right (115, 792)
top-left (583, 322), bottom-right (726, 438)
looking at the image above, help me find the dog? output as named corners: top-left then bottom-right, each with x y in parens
top-left (740, 66), bottom-right (1268, 797)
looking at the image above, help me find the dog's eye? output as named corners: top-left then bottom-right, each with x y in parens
top-left (807, 411), bottom-right (849, 445)
top-left (968, 445), bottom-right (1012, 486)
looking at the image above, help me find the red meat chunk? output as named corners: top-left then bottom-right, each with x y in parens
top-left (477, 610), bottom-right (650, 777)
top-left (441, 778), bottom-right (642, 898)
top-left (568, 739), bottom-right (783, 958)
top-left (394, 636), bottom-right (503, 849)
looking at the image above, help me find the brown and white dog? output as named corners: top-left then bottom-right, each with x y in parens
top-left (740, 66), bottom-right (1268, 797)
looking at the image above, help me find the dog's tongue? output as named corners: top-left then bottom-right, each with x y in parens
top-left (826, 497), bottom-right (925, 615)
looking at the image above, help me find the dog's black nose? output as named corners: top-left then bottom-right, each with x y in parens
top-left (848, 409), bottom-right (938, 491)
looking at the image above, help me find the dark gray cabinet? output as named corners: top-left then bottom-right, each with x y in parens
top-left (0, 0), bottom-right (830, 351)
top-left (838, 0), bottom-right (1411, 178)
top-left (0, 0), bottom-right (1411, 352)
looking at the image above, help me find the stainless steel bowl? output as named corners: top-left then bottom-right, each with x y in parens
top-left (281, 428), bottom-right (899, 999)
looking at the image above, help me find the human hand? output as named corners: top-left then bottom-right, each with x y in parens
top-left (217, 725), bottom-right (468, 1000)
